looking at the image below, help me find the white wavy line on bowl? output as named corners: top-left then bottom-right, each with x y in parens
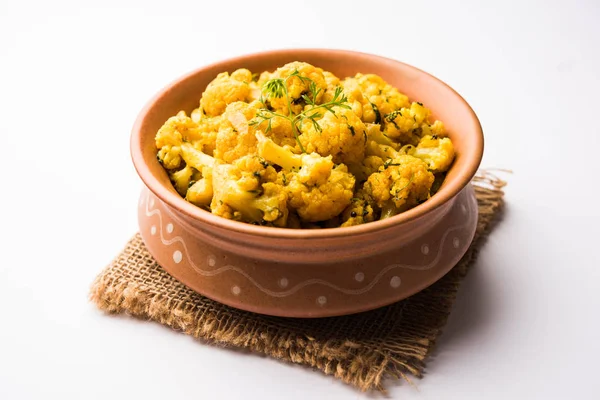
top-left (143, 188), bottom-right (474, 297)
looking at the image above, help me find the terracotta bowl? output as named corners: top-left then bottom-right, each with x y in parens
top-left (131, 49), bottom-right (483, 318)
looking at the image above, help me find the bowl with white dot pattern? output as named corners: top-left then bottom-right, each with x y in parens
top-left (132, 49), bottom-right (483, 317)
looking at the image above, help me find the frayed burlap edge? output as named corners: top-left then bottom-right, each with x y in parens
top-left (90, 171), bottom-right (506, 392)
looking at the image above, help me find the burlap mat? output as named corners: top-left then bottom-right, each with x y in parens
top-left (90, 172), bottom-right (506, 392)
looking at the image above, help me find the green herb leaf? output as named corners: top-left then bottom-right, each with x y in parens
top-left (369, 101), bottom-right (381, 124)
top-left (252, 71), bottom-right (351, 153)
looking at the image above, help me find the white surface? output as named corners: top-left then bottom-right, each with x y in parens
top-left (1, 0), bottom-right (599, 398)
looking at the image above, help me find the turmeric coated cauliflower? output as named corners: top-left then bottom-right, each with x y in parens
top-left (382, 102), bottom-right (434, 144)
top-left (363, 155), bottom-right (434, 218)
top-left (213, 101), bottom-right (261, 163)
top-left (257, 132), bottom-right (355, 221)
top-left (178, 143), bottom-right (217, 207)
top-left (286, 164), bottom-right (355, 222)
top-left (348, 155), bottom-right (386, 184)
top-left (200, 69), bottom-right (253, 117)
top-left (267, 62), bottom-right (327, 115)
top-left (155, 61), bottom-right (455, 228)
top-left (343, 74), bottom-right (410, 124)
top-left (298, 106), bottom-right (366, 165)
top-left (408, 134), bottom-right (455, 173)
top-left (155, 111), bottom-right (193, 170)
top-left (340, 193), bottom-right (376, 227)
top-left (211, 161), bottom-right (288, 227)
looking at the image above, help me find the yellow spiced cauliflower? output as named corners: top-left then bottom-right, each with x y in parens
top-left (200, 69), bottom-right (253, 117)
top-left (364, 155), bottom-right (434, 219)
top-left (266, 62), bottom-right (327, 115)
top-left (408, 134), bottom-right (455, 173)
top-left (257, 132), bottom-right (355, 222)
top-left (155, 62), bottom-right (455, 228)
top-left (298, 105), bottom-right (366, 165)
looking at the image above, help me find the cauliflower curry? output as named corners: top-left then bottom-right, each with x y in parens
top-left (155, 62), bottom-right (455, 228)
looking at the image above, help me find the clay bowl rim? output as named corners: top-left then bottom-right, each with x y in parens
top-left (131, 48), bottom-right (483, 239)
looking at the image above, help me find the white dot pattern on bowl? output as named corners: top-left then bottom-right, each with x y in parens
top-left (453, 237), bottom-right (460, 248)
top-left (207, 256), bottom-right (216, 267)
top-left (173, 250), bottom-right (182, 264)
top-left (141, 187), bottom-right (476, 305)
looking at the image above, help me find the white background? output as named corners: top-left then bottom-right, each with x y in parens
top-left (1, 0), bottom-right (599, 398)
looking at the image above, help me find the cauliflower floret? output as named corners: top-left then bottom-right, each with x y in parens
top-left (362, 156), bottom-right (385, 177)
top-left (343, 74), bottom-right (410, 124)
top-left (253, 182), bottom-right (289, 226)
top-left (178, 143), bottom-right (218, 206)
top-left (356, 74), bottom-right (410, 117)
top-left (181, 146), bottom-right (286, 225)
top-left (210, 198), bottom-right (236, 221)
top-left (216, 154), bottom-right (278, 195)
top-left (222, 99), bottom-right (260, 121)
top-left (249, 112), bottom-right (296, 148)
top-left (382, 102), bottom-right (431, 144)
top-left (187, 168), bottom-right (213, 207)
top-left (365, 140), bottom-right (401, 160)
top-left (200, 69), bottom-right (253, 117)
top-left (321, 71), bottom-right (343, 102)
top-left (211, 162), bottom-right (288, 226)
top-left (155, 111), bottom-right (196, 147)
top-left (340, 194), bottom-right (376, 227)
top-left (214, 124), bottom-right (255, 164)
top-left (191, 116), bottom-right (222, 156)
top-left (157, 146), bottom-right (182, 170)
top-left (363, 155), bottom-right (434, 218)
top-left (190, 106), bottom-right (203, 123)
top-left (430, 120), bottom-right (446, 137)
top-left (247, 73), bottom-right (263, 101)
top-left (298, 106), bottom-right (366, 165)
top-left (214, 101), bottom-right (261, 163)
top-left (348, 154), bottom-right (386, 184)
top-left (256, 132), bottom-right (355, 221)
top-left (256, 131), bottom-right (332, 185)
top-left (286, 164), bottom-right (355, 222)
top-left (216, 100), bottom-right (296, 159)
top-left (348, 155), bottom-right (384, 183)
top-left (323, 71), bottom-right (340, 87)
top-left (169, 165), bottom-right (195, 196)
top-left (340, 78), bottom-right (366, 119)
top-left (267, 62), bottom-right (327, 115)
top-left (365, 123), bottom-right (399, 149)
top-left (233, 154), bottom-right (278, 184)
top-left (156, 110), bottom-right (222, 164)
top-left (155, 111), bottom-right (196, 169)
top-left (180, 142), bottom-right (217, 169)
top-left (408, 135), bottom-right (455, 173)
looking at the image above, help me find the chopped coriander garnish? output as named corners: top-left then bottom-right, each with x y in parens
top-left (249, 70), bottom-right (351, 153)
top-left (369, 101), bottom-right (381, 124)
